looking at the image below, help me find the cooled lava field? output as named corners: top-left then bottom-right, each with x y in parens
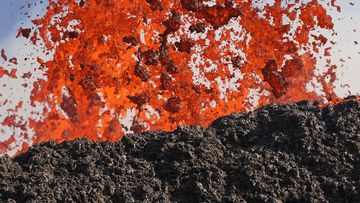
top-left (1, 99), bottom-right (360, 202)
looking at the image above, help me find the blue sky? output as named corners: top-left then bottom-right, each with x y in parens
top-left (0, 0), bottom-right (49, 44)
top-left (0, 0), bottom-right (33, 39)
top-left (0, 0), bottom-right (23, 38)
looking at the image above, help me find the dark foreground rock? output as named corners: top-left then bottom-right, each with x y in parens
top-left (1, 100), bottom-right (360, 203)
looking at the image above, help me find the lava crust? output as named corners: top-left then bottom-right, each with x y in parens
top-left (1, 100), bottom-right (360, 202)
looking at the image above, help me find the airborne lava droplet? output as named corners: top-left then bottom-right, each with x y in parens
top-left (181, 0), bottom-right (241, 28)
top-left (175, 39), bottom-right (194, 54)
top-left (146, 0), bottom-right (163, 11)
top-left (60, 90), bottom-right (79, 123)
top-left (1, 49), bottom-right (7, 61)
top-left (160, 72), bottom-right (172, 90)
top-left (17, 27), bottom-right (32, 39)
top-left (127, 91), bottom-right (151, 108)
top-left (262, 60), bottom-right (287, 98)
top-left (163, 11), bottom-right (182, 33)
top-left (9, 58), bottom-right (18, 65)
top-left (123, 36), bottom-right (138, 47)
top-left (189, 23), bottom-right (206, 33)
top-left (64, 31), bottom-right (79, 39)
top-left (165, 61), bottom-right (180, 74)
top-left (164, 96), bottom-right (181, 114)
top-left (141, 49), bottom-right (159, 66)
top-left (134, 63), bottom-right (151, 82)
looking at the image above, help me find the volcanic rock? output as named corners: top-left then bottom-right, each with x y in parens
top-left (1, 99), bottom-right (360, 202)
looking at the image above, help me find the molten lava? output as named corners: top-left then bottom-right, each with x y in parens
top-left (0, 0), bottom-right (342, 156)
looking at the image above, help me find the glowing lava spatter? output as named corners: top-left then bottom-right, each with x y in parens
top-left (1, 0), bottom-right (342, 156)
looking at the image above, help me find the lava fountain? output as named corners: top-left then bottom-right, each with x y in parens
top-left (0, 0), bottom-right (343, 156)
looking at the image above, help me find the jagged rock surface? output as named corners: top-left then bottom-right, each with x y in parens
top-left (1, 100), bottom-right (360, 203)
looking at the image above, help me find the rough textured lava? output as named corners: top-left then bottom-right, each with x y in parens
top-left (0, 0), bottom-right (342, 156)
top-left (1, 98), bottom-right (359, 202)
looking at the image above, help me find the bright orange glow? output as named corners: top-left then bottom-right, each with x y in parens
top-left (0, 0), bottom-right (342, 155)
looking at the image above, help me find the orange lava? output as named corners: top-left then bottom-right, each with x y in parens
top-left (1, 0), bottom-right (342, 155)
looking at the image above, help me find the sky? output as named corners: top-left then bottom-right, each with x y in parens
top-left (328, 1), bottom-right (360, 96)
top-left (0, 0), bottom-right (24, 38)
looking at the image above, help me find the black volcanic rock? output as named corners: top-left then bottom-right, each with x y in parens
top-left (1, 100), bottom-right (360, 202)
